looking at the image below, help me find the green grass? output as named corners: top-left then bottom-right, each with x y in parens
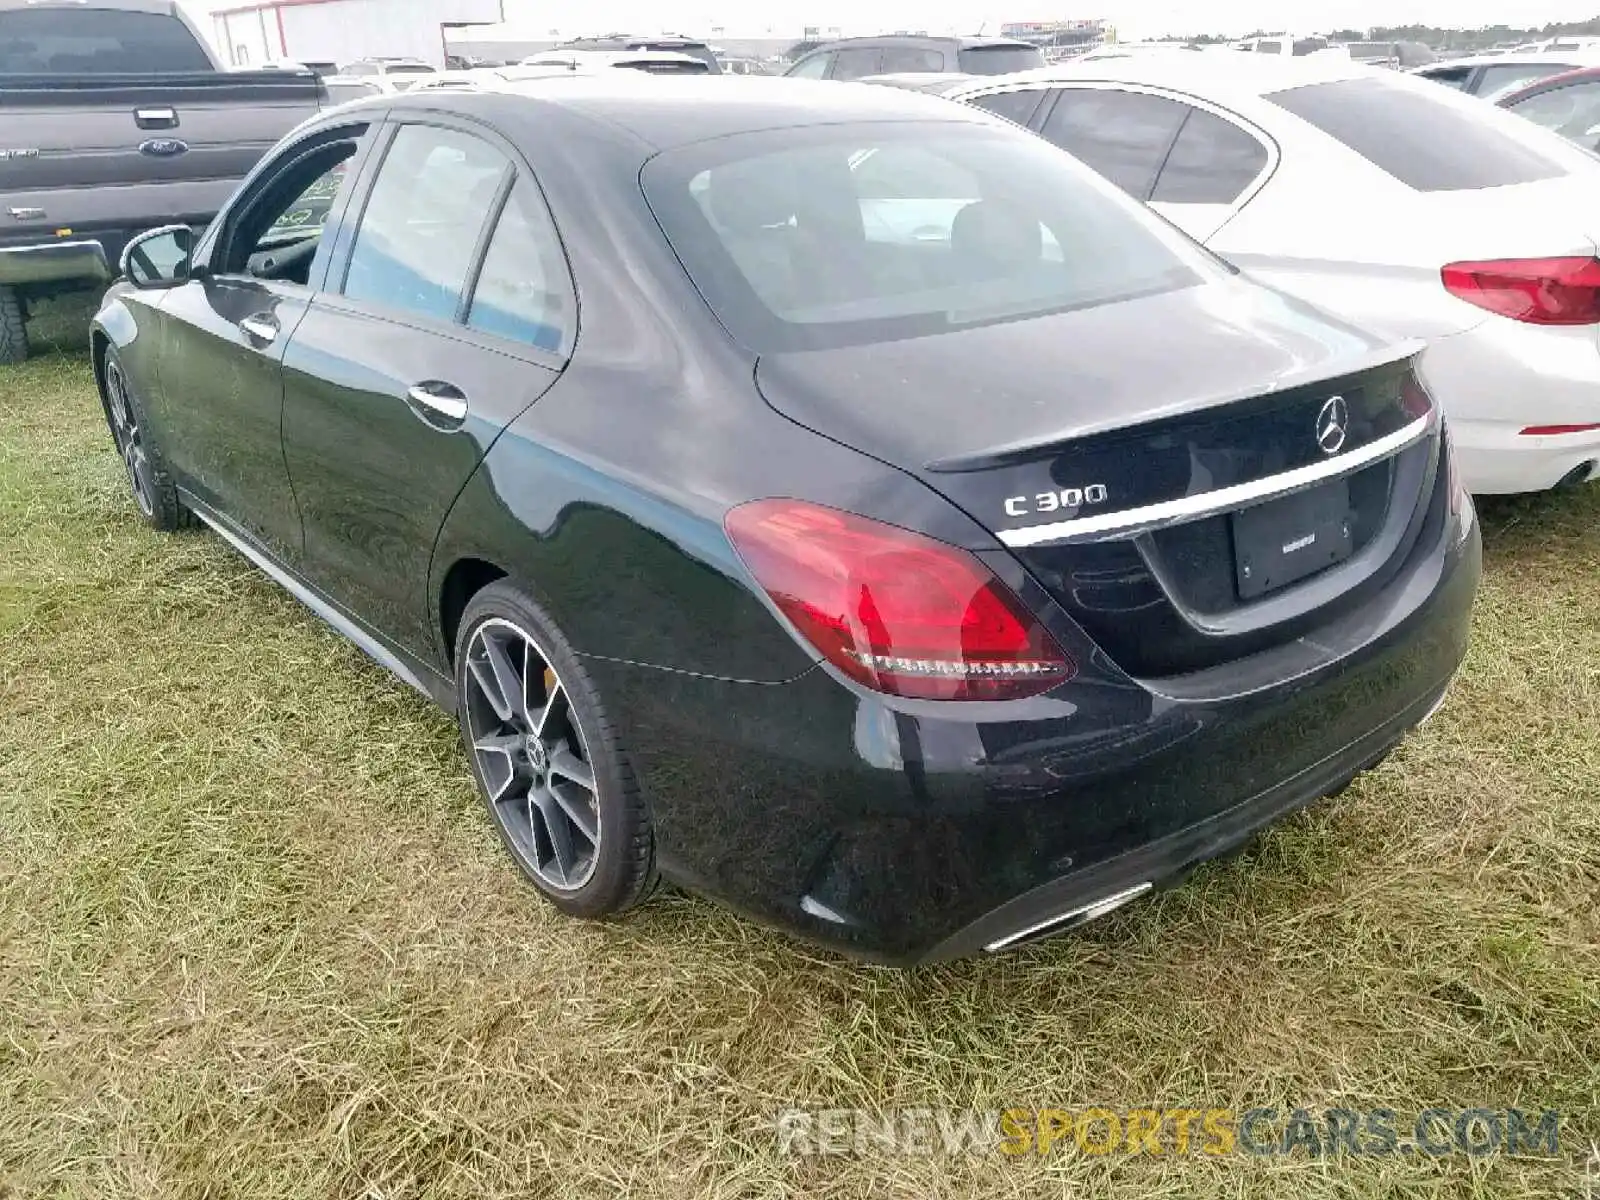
top-left (1, 297), bottom-right (1597, 1198)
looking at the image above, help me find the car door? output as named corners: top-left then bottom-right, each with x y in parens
top-left (279, 116), bottom-right (575, 662)
top-left (149, 120), bottom-right (378, 561)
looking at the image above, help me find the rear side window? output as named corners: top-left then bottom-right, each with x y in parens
top-left (467, 180), bottom-right (573, 354)
top-left (1269, 77), bottom-right (1569, 191)
top-left (958, 45), bottom-right (1045, 75)
top-left (1038, 88), bottom-right (1190, 199)
top-left (1477, 62), bottom-right (1578, 98)
top-left (1508, 81), bottom-right (1600, 142)
top-left (343, 125), bottom-right (508, 323)
top-left (1419, 66), bottom-right (1472, 90)
top-left (831, 48), bottom-right (882, 80)
top-left (880, 46), bottom-right (946, 72)
top-left (0, 8), bottom-right (212, 74)
top-left (1152, 109), bottom-right (1270, 204)
top-left (1255, 41), bottom-right (1282, 54)
top-left (967, 87), bottom-right (1047, 126)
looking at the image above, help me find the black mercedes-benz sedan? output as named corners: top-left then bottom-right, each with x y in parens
top-left (93, 76), bottom-right (1481, 964)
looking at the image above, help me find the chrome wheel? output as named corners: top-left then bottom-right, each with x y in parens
top-left (464, 617), bottom-right (601, 893)
top-left (105, 360), bottom-right (155, 518)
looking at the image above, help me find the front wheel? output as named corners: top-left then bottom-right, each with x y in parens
top-left (455, 581), bottom-right (657, 919)
top-left (99, 346), bottom-right (197, 532)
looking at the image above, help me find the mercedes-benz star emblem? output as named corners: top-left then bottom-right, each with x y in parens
top-left (1316, 395), bottom-right (1350, 456)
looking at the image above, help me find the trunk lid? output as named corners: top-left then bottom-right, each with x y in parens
top-left (755, 277), bottom-right (1442, 678)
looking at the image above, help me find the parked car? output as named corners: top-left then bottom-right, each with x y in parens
top-left (0, 0), bottom-right (325, 363)
top-left (785, 35), bottom-right (1044, 81)
top-left (1230, 35), bottom-right (1341, 57)
top-left (718, 56), bottom-right (773, 76)
top-left (318, 74), bottom-right (406, 106)
top-left (1410, 50), bottom-right (1600, 99)
top-left (1342, 41), bottom-right (1437, 68)
top-left (944, 57), bottom-right (1600, 494)
top-left (553, 35), bottom-right (721, 74)
top-left (519, 49), bottom-right (712, 75)
top-left (1498, 67), bottom-right (1600, 150)
top-left (339, 57), bottom-right (438, 90)
top-left (93, 76), bottom-right (1477, 963)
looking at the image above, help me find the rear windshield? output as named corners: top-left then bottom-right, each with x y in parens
top-left (1269, 76), bottom-right (1570, 191)
top-left (0, 8), bottom-right (211, 74)
top-left (643, 122), bottom-right (1216, 352)
top-left (382, 63), bottom-right (436, 74)
top-left (958, 45), bottom-right (1045, 75)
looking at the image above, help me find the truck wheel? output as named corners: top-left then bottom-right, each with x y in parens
top-left (0, 286), bottom-right (27, 365)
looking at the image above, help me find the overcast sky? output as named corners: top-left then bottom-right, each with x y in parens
top-left (180, 0), bottom-right (1600, 39)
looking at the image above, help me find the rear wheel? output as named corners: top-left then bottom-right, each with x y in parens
top-left (0, 285), bottom-right (27, 365)
top-left (100, 346), bottom-right (196, 532)
top-left (455, 582), bottom-right (657, 919)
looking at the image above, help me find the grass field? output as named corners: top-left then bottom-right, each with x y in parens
top-left (1, 299), bottom-right (1597, 1199)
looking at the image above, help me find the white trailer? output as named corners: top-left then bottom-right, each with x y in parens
top-left (213, 0), bottom-right (503, 70)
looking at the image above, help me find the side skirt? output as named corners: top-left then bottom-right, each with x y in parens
top-left (179, 490), bottom-right (457, 711)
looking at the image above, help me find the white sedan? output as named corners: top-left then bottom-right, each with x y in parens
top-left (942, 56), bottom-right (1600, 494)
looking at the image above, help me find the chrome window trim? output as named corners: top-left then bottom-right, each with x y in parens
top-left (996, 411), bottom-right (1435, 548)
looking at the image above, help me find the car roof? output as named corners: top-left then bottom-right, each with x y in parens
top-left (389, 74), bottom-right (990, 151)
top-left (949, 52), bottom-right (1370, 101)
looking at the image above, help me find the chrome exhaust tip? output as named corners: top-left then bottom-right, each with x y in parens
top-left (984, 882), bottom-right (1153, 952)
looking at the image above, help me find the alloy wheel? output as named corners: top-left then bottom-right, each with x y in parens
top-left (463, 617), bottom-right (601, 892)
top-left (105, 361), bottom-right (156, 518)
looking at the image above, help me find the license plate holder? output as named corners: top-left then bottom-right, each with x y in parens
top-left (1231, 480), bottom-right (1354, 600)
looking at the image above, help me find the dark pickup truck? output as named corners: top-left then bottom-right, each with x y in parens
top-left (0, 0), bottom-right (324, 361)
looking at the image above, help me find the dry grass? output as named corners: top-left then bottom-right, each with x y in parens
top-left (1, 298), bottom-right (1597, 1198)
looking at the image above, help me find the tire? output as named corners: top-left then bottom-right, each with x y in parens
top-left (98, 345), bottom-right (198, 532)
top-left (0, 285), bottom-right (27, 365)
top-left (454, 581), bottom-right (657, 919)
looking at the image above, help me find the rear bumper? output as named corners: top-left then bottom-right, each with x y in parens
top-left (1418, 316), bottom-right (1600, 494)
top-left (0, 239), bottom-right (111, 289)
top-left (595, 495), bottom-right (1481, 965)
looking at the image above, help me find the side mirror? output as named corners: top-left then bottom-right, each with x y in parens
top-left (121, 225), bottom-right (198, 289)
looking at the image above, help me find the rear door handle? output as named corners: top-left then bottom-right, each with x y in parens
top-left (239, 314), bottom-right (278, 345)
top-left (406, 381), bottom-right (468, 427)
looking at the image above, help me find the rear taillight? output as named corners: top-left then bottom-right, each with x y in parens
top-left (1441, 256), bottom-right (1600, 325)
top-left (725, 499), bottom-right (1074, 702)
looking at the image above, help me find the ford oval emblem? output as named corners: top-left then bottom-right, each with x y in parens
top-left (140, 138), bottom-right (189, 158)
